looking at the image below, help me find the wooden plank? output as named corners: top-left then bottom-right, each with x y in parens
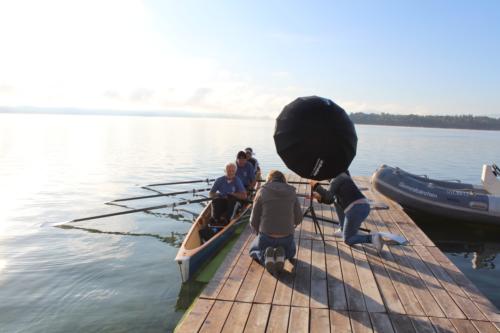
top-left (472, 320), bottom-right (498, 333)
top-left (176, 298), bottom-right (214, 333)
top-left (350, 311), bottom-right (373, 333)
top-left (266, 305), bottom-right (290, 333)
top-left (200, 226), bottom-right (253, 299)
top-left (428, 317), bottom-right (458, 333)
top-left (449, 319), bottom-right (479, 333)
top-left (386, 245), bottom-right (444, 317)
top-left (199, 300), bottom-right (233, 333)
top-left (331, 310), bottom-right (352, 332)
top-left (400, 246), bottom-right (465, 319)
top-left (325, 241), bottom-right (348, 310)
top-left (367, 213), bottom-right (425, 316)
top-left (291, 238), bottom-right (312, 307)
top-left (221, 302), bottom-right (252, 333)
top-left (243, 303), bottom-right (271, 333)
top-left (362, 244), bottom-right (405, 314)
top-left (288, 307), bottom-right (309, 333)
top-left (414, 245), bottom-right (486, 321)
top-left (369, 313), bottom-right (396, 333)
top-left (217, 240), bottom-right (254, 301)
top-left (254, 263), bottom-right (278, 303)
top-left (338, 242), bottom-right (367, 312)
top-left (235, 259), bottom-right (264, 302)
top-left (351, 246), bottom-right (385, 313)
top-left (310, 308), bottom-right (330, 333)
top-left (409, 316), bottom-right (437, 333)
top-left (427, 246), bottom-right (500, 322)
top-left (272, 259), bottom-right (295, 306)
top-left (389, 314), bottom-right (416, 333)
top-left (310, 240), bottom-right (329, 308)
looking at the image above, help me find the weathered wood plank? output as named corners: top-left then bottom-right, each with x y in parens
top-left (273, 257), bottom-right (296, 306)
top-left (266, 305), bottom-right (290, 333)
top-left (338, 243), bottom-right (367, 312)
top-left (243, 303), bottom-right (271, 333)
top-left (369, 313), bottom-right (396, 333)
top-left (351, 246), bottom-right (385, 313)
top-left (389, 314), bottom-right (416, 333)
top-left (409, 315), bottom-right (437, 333)
top-left (176, 298), bottom-right (214, 333)
top-left (310, 308), bottom-right (330, 333)
top-left (428, 317), bottom-right (458, 333)
top-left (401, 246), bottom-right (465, 319)
top-left (310, 240), bottom-right (329, 308)
top-left (386, 245), bottom-right (445, 317)
top-left (235, 259), bottom-right (264, 303)
top-left (254, 263), bottom-right (278, 304)
top-left (363, 244), bottom-right (405, 314)
top-left (291, 238), bottom-right (312, 307)
top-left (200, 226), bottom-right (253, 299)
top-left (331, 310), bottom-right (352, 332)
top-left (350, 311), bottom-right (373, 333)
top-left (325, 241), bottom-right (348, 310)
top-left (449, 318), bottom-right (479, 333)
top-left (288, 307), bottom-right (309, 333)
top-left (471, 320), bottom-right (498, 333)
top-left (414, 245), bottom-right (486, 321)
top-left (221, 301), bottom-right (252, 333)
top-left (427, 246), bottom-right (500, 323)
top-left (199, 300), bottom-right (233, 333)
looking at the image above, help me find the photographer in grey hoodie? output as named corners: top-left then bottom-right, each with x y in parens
top-left (249, 170), bottom-right (302, 274)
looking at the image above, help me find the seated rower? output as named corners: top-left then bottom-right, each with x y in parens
top-left (245, 147), bottom-right (261, 180)
top-left (236, 150), bottom-right (256, 192)
top-left (208, 162), bottom-right (247, 226)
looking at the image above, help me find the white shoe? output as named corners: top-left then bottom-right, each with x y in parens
top-left (333, 228), bottom-right (343, 237)
top-left (372, 233), bottom-right (384, 252)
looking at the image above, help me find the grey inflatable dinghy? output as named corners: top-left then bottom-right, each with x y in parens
top-left (371, 164), bottom-right (500, 226)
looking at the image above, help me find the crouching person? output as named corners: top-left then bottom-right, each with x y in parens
top-left (249, 170), bottom-right (302, 274)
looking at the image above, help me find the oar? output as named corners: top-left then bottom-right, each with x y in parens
top-left (55, 197), bottom-right (213, 226)
top-left (107, 187), bottom-right (211, 203)
top-left (147, 178), bottom-right (216, 187)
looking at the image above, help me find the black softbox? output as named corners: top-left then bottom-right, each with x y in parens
top-left (273, 96), bottom-right (357, 180)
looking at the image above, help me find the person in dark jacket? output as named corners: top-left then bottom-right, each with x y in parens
top-left (249, 170), bottom-right (302, 274)
top-left (309, 171), bottom-right (384, 251)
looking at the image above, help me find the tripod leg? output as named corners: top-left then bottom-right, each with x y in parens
top-left (309, 205), bottom-right (325, 244)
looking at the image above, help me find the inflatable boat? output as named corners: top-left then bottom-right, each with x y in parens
top-left (371, 164), bottom-right (500, 226)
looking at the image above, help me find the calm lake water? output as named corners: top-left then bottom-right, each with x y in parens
top-left (1, 113), bottom-right (499, 332)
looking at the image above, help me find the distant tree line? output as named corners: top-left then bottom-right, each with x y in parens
top-left (349, 112), bottom-right (500, 130)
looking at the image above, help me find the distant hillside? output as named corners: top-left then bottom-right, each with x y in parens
top-left (350, 112), bottom-right (500, 130)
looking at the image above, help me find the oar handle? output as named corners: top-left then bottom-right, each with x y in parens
top-left (147, 178), bottom-right (215, 187)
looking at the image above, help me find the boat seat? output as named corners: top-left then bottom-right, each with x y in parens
top-left (481, 164), bottom-right (500, 195)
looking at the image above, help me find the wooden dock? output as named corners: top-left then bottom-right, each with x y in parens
top-left (175, 176), bottom-right (500, 332)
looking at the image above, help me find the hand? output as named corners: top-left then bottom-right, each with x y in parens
top-left (309, 180), bottom-right (319, 190)
top-left (306, 192), bottom-right (322, 202)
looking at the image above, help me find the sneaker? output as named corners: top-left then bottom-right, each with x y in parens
top-left (372, 233), bottom-right (384, 252)
top-left (264, 247), bottom-right (276, 274)
top-left (333, 228), bottom-right (343, 237)
top-left (274, 246), bottom-right (285, 273)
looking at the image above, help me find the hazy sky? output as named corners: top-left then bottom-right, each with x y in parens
top-left (0, 0), bottom-right (499, 117)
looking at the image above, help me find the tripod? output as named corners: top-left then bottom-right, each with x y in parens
top-left (302, 187), bottom-right (325, 244)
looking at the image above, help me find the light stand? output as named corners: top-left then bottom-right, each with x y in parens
top-left (302, 187), bottom-right (325, 244)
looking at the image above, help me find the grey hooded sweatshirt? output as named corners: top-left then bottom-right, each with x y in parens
top-left (250, 181), bottom-right (303, 236)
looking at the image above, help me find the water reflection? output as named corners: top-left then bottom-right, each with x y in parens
top-left (408, 210), bottom-right (500, 271)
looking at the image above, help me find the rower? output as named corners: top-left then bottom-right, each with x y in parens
top-left (200, 163), bottom-right (247, 241)
top-left (236, 150), bottom-right (256, 192)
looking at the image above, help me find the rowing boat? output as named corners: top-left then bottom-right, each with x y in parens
top-left (175, 196), bottom-right (254, 283)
